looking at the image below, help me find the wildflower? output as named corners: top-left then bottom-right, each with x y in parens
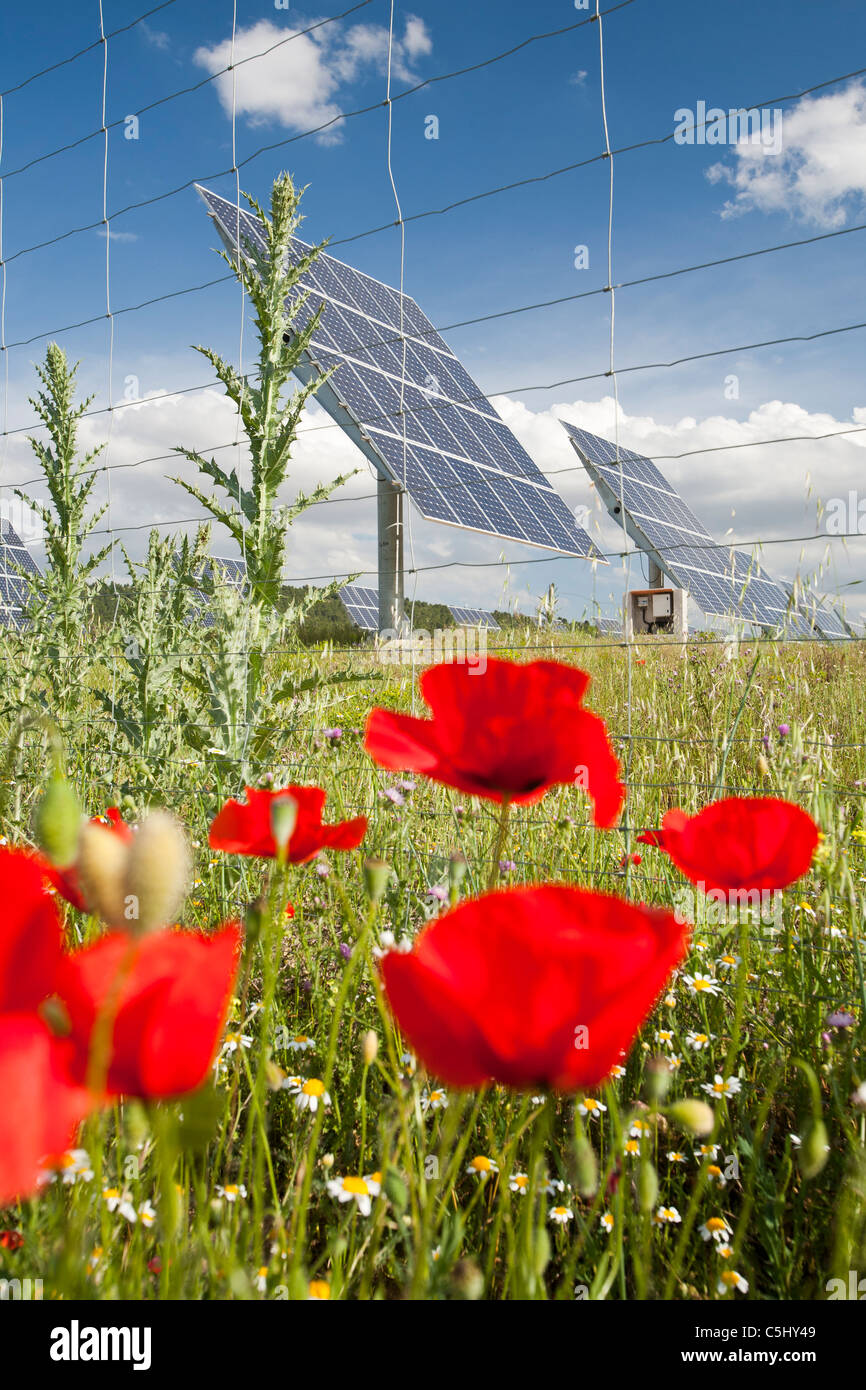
top-left (667, 1151), bottom-right (687, 1164)
top-left (699, 1216), bottom-right (733, 1242)
top-left (290, 1078), bottom-right (331, 1113)
top-left (623, 1139), bottom-right (641, 1157)
top-left (599, 1212), bottom-right (614, 1233)
top-left (578, 1097), bottom-right (607, 1120)
top-left (610, 1064), bottom-right (626, 1078)
top-left (364, 658), bottom-right (625, 827)
top-left (466, 1156), bottom-right (498, 1179)
top-left (286, 1034), bottom-right (316, 1053)
top-left (139, 1200), bottom-right (157, 1227)
top-left (715, 953), bottom-right (740, 972)
top-left (654, 1206), bottom-right (682, 1224)
top-left (545, 1177), bottom-right (566, 1197)
top-left (41, 1148), bottom-right (93, 1185)
top-left (380, 885), bottom-right (687, 1089)
top-left (683, 973), bottom-right (722, 997)
top-left (38, 807), bottom-right (132, 912)
top-left (421, 1087), bottom-right (448, 1113)
top-left (718, 1269), bottom-right (749, 1295)
top-left (685, 1030), bottom-right (715, 1051)
top-left (655, 1029), bottom-right (675, 1047)
top-left (696, 1143), bottom-right (721, 1161)
top-left (217, 1183), bottom-right (247, 1203)
top-left (629, 1118), bottom-right (653, 1140)
top-left (326, 1175), bottom-right (377, 1215)
top-left (0, 1230), bottom-right (24, 1250)
top-left (706, 1164), bottom-right (726, 1186)
top-left (255, 1267), bottom-right (268, 1293)
top-left (655, 798), bottom-right (819, 893)
top-left (209, 786), bottom-right (367, 862)
top-left (222, 1031), bottom-right (252, 1055)
top-left (102, 1188), bottom-right (137, 1222)
top-left (716, 1243), bottom-right (734, 1259)
top-left (549, 1205), bottom-right (573, 1225)
top-left (308, 1280), bottom-right (331, 1300)
top-left (701, 1075), bottom-right (742, 1099)
top-left (509, 1173), bottom-right (529, 1195)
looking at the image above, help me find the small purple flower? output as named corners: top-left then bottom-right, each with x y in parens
top-left (427, 885), bottom-right (448, 902)
top-left (778, 724), bottom-right (790, 738)
top-left (397, 779), bottom-right (416, 793)
top-left (316, 862), bottom-right (330, 879)
top-left (301, 976), bottom-right (313, 994)
top-left (323, 727), bottom-right (343, 741)
top-left (827, 1010), bottom-right (856, 1029)
top-left (381, 787), bottom-right (405, 807)
top-left (821, 1031), bottom-right (832, 1049)
top-left (340, 942), bottom-right (352, 961)
top-left (761, 734), bottom-right (770, 751)
top-left (499, 859), bottom-right (517, 875)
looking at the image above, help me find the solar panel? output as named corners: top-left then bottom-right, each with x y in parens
top-left (562, 424), bottom-right (812, 635)
top-left (448, 606), bottom-right (501, 630)
top-left (781, 582), bottom-right (852, 640)
top-left (598, 616), bottom-right (623, 636)
top-left (175, 554), bottom-right (248, 629)
top-left (340, 584), bottom-right (379, 632)
top-left (197, 187), bottom-right (603, 561)
top-left (0, 518), bottom-right (40, 628)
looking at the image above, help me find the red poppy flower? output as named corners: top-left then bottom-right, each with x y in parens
top-left (58, 925), bottom-right (241, 1099)
top-left (364, 659), bottom-right (625, 827)
top-left (40, 807), bottom-right (132, 912)
top-left (0, 849), bottom-right (91, 1206)
top-left (657, 798), bottom-right (819, 893)
top-left (381, 884), bottom-right (687, 1090)
top-left (0, 1229), bottom-right (24, 1250)
top-left (636, 829), bottom-right (665, 849)
top-left (209, 786), bottom-right (367, 862)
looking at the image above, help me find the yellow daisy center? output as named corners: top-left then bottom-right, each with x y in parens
top-left (342, 1176), bottom-right (369, 1195)
top-left (303, 1079), bottom-right (326, 1097)
top-left (707, 1217), bottom-right (727, 1232)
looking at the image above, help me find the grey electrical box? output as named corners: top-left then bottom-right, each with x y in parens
top-left (626, 587), bottom-right (688, 640)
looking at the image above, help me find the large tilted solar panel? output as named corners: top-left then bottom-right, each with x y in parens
top-left (448, 606), bottom-right (500, 630)
top-left (176, 555), bottom-right (248, 630)
top-left (340, 584), bottom-right (379, 632)
top-left (561, 423), bottom-right (812, 634)
top-left (197, 187), bottom-right (602, 561)
top-left (0, 519), bottom-right (40, 628)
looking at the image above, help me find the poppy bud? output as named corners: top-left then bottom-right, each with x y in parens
top-left (363, 857), bottom-right (391, 902)
top-left (638, 1159), bottom-right (659, 1211)
top-left (124, 812), bottom-right (191, 936)
top-left (362, 1030), bottom-right (379, 1065)
top-left (269, 794), bottom-right (298, 857)
top-left (448, 852), bottom-right (468, 896)
top-left (757, 753), bottom-right (770, 777)
top-left (574, 1136), bottom-right (598, 1197)
top-left (450, 1258), bottom-right (484, 1300)
top-left (668, 1098), bottom-right (715, 1136)
top-left (645, 1055), bottom-right (673, 1103)
top-left (798, 1118), bottom-right (829, 1179)
top-left (77, 820), bottom-right (130, 926)
top-left (35, 777), bottom-right (82, 869)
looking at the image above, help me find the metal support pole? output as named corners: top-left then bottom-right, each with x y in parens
top-left (648, 557), bottom-right (663, 588)
top-left (377, 475), bottom-right (405, 637)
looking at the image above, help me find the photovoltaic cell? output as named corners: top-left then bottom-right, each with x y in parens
top-left (448, 606), bottom-right (501, 630)
top-left (561, 423), bottom-right (813, 634)
top-left (197, 187), bottom-right (602, 561)
top-left (0, 518), bottom-right (40, 628)
top-left (781, 583), bottom-right (851, 640)
top-left (340, 584), bottom-right (379, 632)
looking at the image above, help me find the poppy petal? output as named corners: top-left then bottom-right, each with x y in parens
top-left (0, 1015), bottom-right (91, 1207)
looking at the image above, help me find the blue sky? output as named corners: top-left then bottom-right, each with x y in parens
top-left (2, 0), bottom-right (866, 622)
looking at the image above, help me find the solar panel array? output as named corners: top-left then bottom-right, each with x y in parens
top-left (562, 423), bottom-right (812, 634)
top-left (448, 606), bottom-right (501, 630)
top-left (0, 518), bottom-right (41, 628)
top-left (198, 187), bottom-right (602, 561)
top-left (179, 555), bottom-right (248, 629)
top-left (340, 584), bottom-right (379, 632)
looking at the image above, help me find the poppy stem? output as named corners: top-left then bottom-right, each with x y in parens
top-left (488, 798), bottom-right (512, 892)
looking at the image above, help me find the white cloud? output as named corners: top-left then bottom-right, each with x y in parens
top-left (96, 228), bottom-right (139, 243)
top-left (192, 16), bottom-right (432, 144)
top-left (705, 81), bottom-right (866, 227)
top-left (4, 379), bottom-right (864, 622)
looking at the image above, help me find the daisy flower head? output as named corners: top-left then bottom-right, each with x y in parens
top-left (138, 1201), bottom-right (157, 1227)
top-left (700, 1216), bottom-right (733, 1243)
top-left (222, 1031), bottom-right (253, 1056)
top-left (701, 1075), bottom-right (742, 1099)
top-left (629, 1118), bottom-right (653, 1140)
top-left (718, 1269), bottom-right (749, 1295)
top-left (466, 1156), bottom-right (498, 1179)
top-left (286, 1034), bottom-right (316, 1053)
top-left (599, 1211), bottom-right (615, 1234)
top-left (326, 1175), bottom-right (377, 1216)
top-left (695, 1143), bottom-right (720, 1161)
top-left (102, 1188), bottom-right (137, 1223)
top-left (291, 1078), bottom-right (332, 1113)
top-left (684, 973), bottom-right (722, 998)
top-left (706, 1164), bottom-right (726, 1187)
top-left (655, 1029), bottom-right (675, 1047)
top-left (545, 1177), bottom-right (566, 1197)
top-left (653, 1206), bottom-right (682, 1225)
top-left (667, 1150), bottom-right (688, 1165)
top-left (217, 1183), bottom-right (248, 1203)
top-left (686, 1030), bottom-right (715, 1051)
top-left (255, 1267), bottom-right (268, 1293)
top-left (421, 1087), bottom-right (448, 1113)
top-left (715, 953), bottom-right (740, 973)
top-left (509, 1173), bottom-right (529, 1195)
top-left (549, 1205), bottom-right (574, 1225)
top-left (609, 1064), bottom-right (627, 1079)
top-left (578, 1097), bottom-right (607, 1120)
top-left (623, 1139), bottom-right (641, 1158)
